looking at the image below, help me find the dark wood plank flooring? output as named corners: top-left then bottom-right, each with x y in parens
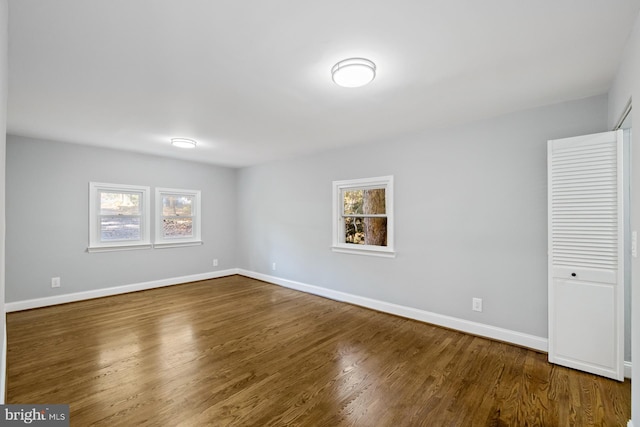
top-left (7, 275), bottom-right (631, 426)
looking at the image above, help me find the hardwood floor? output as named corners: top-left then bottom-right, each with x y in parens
top-left (7, 275), bottom-right (631, 426)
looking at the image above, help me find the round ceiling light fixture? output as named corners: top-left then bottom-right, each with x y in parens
top-left (171, 138), bottom-right (197, 149)
top-left (331, 58), bottom-right (376, 88)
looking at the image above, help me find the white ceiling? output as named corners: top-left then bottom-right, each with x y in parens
top-left (7, 1), bottom-right (640, 167)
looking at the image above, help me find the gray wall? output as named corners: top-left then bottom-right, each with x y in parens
top-left (0, 0), bottom-right (7, 404)
top-left (237, 95), bottom-right (608, 339)
top-left (5, 136), bottom-right (237, 302)
top-left (609, 10), bottom-right (640, 424)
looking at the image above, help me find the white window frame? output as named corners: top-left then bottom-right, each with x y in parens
top-left (332, 175), bottom-right (395, 258)
top-left (154, 187), bottom-right (202, 248)
top-left (88, 182), bottom-right (151, 252)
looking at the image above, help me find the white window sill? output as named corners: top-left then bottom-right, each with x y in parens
top-left (331, 245), bottom-right (396, 258)
top-left (87, 243), bottom-right (153, 253)
top-left (154, 241), bottom-right (203, 249)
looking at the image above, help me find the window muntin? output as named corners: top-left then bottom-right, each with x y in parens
top-left (89, 183), bottom-right (151, 252)
top-left (332, 176), bottom-right (395, 257)
top-left (155, 188), bottom-right (202, 247)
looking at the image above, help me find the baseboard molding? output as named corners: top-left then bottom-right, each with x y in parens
top-left (238, 269), bottom-right (548, 352)
top-left (628, 420), bottom-right (634, 427)
top-left (625, 361), bottom-right (632, 379)
top-left (5, 269), bottom-right (239, 312)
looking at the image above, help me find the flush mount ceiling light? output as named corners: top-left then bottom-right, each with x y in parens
top-left (331, 58), bottom-right (376, 88)
top-left (171, 138), bottom-right (197, 149)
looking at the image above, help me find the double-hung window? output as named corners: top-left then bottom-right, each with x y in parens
top-left (88, 182), bottom-right (151, 252)
top-left (332, 175), bottom-right (395, 257)
top-left (154, 188), bottom-right (202, 248)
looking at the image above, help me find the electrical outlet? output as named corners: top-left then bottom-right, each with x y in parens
top-left (213, 259), bottom-right (218, 267)
top-left (472, 298), bottom-right (482, 312)
top-left (51, 277), bottom-right (61, 288)
top-left (272, 262), bottom-right (276, 271)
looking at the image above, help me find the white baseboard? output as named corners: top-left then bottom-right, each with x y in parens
top-left (5, 269), bottom-right (239, 312)
top-left (625, 361), bottom-right (632, 379)
top-left (628, 420), bottom-right (634, 427)
top-left (239, 269), bottom-right (548, 352)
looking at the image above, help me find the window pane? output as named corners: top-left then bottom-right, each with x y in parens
top-left (163, 217), bottom-right (193, 238)
top-left (345, 217), bottom-right (364, 244)
top-left (345, 217), bottom-right (387, 246)
top-left (162, 195), bottom-right (193, 217)
top-left (100, 192), bottom-right (140, 216)
top-left (364, 217), bottom-right (387, 246)
top-left (343, 190), bottom-right (363, 215)
top-left (363, 188), bottom-right (386, 214)
top-left (100, 216), bottom-right (141, 241)
top-left (343, 188), bottom-right (386, 215)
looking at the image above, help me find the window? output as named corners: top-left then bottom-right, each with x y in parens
top-left (88, 182), bottom-right (151, 252)
top-left (332, 176), bottom-right (395, 257)
top-left (155, 188), bottom-right (202, 248)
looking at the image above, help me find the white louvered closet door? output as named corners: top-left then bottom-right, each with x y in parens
top-left (548, 130), bottom-right (624, 381)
